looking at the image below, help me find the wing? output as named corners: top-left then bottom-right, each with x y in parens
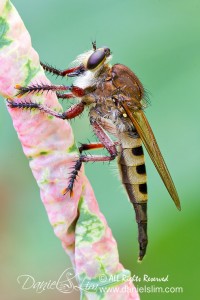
top-left (122, 102), bottom-right (181, 210)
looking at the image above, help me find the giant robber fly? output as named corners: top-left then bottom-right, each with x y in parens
top-left (8, 42), bottom-right (181, 261)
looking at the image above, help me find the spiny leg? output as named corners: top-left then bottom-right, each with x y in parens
top-left (7, 99), bottom-right (85, 120)
top-left (40, 62), bottom-right (86, 77)
top-left (15, 83), bottom-right (85, 98)
top-left (64, 120), bottom-right (118, 196)
top-left (64, 153), bottom-right (117, 196)
top-left (65, 142), bottom-right (105, 197)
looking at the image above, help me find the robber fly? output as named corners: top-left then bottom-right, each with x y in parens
top-left (8, 42), bottom-right (181, 261)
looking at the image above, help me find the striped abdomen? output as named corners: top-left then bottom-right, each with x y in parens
top-left (118, 132), bottom-right (148, 261)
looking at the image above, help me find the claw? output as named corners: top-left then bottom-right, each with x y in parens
top-left (62, 187), bottom-right (74, 197)
top-left (15, 84), bottom-right (25, 98)
top-left (15, 84), bottom-right (22, 89)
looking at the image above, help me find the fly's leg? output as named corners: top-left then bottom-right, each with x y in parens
top-left (64, 142), bottom-right (105, 197)
top-left (79, 141), bottom-right (119, 153)
top-left (15, 83), bottom-right (85, 98)
top-left (40, 62), bottom-right (86, 77)
top-left (64, 119), bottom-right (118, 196)
top-left (7, 100), bottom-right (85, 120)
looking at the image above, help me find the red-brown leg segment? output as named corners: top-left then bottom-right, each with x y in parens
top-left (79, 143), bottom-right (104, 153)
top-left (41, 62), bottom-right (86, 77)
top-left (7, 100), bottom-right (85, 120)
top-left (79, 141), bottom-right (119, 153)
top-left (63, 103), bottom-right (85, 119)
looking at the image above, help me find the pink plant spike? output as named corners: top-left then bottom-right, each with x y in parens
top-left (0, 1), bottom-right (140, 299)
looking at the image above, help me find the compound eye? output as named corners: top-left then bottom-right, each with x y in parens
top-left (87, 49), bottom-right (106, 70)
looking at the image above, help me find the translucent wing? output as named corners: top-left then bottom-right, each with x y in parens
top-left (122, 102), bottom-right (181, 210)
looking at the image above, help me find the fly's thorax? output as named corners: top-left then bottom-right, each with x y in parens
top-left (118, 132), bottom-right (147, 203)
top-left (112, 64), bottom-right (144, 101)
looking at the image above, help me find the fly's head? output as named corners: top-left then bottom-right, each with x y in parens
top-left (74, 43), bottom-right (112, 75)
top-left (86, 43), bottom-right (111, 71)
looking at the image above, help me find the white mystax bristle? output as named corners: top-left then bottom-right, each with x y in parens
top-left (74, 70), bottom-right (96, 89)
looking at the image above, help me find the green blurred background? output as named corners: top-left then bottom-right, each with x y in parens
top-left (0, 0), bottom-right (200, 299)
